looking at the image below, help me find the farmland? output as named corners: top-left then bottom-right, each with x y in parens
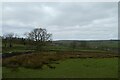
top-left (2, 58), bottom-right (118, 78)
top-left (1, 39), bottom-right (119, 78)
top-left (1, 2), bottom-right (119, 79)
top-left (2, 39), bottom-right (119, 53)
top-left (1, 30), bottom-right (119, 79)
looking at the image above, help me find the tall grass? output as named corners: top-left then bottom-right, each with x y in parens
top-left (3, 51), bottom-right (118, 70)
top-left (3, 52), bottom-right (63, 69)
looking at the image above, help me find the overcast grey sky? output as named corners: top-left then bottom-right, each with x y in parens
top-left (2, 2), bottom-right (118, 40)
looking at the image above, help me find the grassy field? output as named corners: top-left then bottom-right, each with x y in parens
top-left (2, 58), bottom-right (118, 78)
top-left (2, 40), bottom-right (119, 53)
top-left (2, 40), bottom-right (119, 78)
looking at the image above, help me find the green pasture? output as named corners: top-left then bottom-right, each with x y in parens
top-left (2, 58), bottom-right (118, 78)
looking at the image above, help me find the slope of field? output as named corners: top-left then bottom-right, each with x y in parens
top-left (2, 58), bottom-right (118, 78)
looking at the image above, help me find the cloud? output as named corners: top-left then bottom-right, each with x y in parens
top-left (2, 2), bottom-right (118, 40)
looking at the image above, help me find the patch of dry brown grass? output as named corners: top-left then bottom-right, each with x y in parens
top-left (2, 51), bottom-right (118, 69)
top-left (3, 52), bottom-right (63, 69)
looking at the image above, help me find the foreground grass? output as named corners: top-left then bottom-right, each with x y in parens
top-left (3, 58), bottom-right (118, 78)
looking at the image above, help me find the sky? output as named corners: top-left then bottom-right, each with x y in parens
top-left (2, 2), bottom-right (118, 40)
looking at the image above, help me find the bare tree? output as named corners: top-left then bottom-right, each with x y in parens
top-left (26, 28), bottom-right (52, 42)
top-left (3, 33), bottom-right (14, 48)
top-left (3, 34), bottom-right (7, 47)
top-left (25, 28), bottom-right (52, 51)
top-left (14, 34), bottom-right (19, 38)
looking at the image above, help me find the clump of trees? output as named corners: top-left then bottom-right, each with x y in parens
top-left (2, 33), bottom-right (25, 48)
top-left (2, 28), bottom-right (52, 51)
top-left (3, 33), bottom-right (15, 48)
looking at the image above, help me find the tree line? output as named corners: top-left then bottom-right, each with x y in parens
top-left (2, 28), bottom-right (52, 51)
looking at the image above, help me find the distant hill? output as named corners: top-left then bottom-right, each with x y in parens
top-left (52, 40), bottom-right (119, 49)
